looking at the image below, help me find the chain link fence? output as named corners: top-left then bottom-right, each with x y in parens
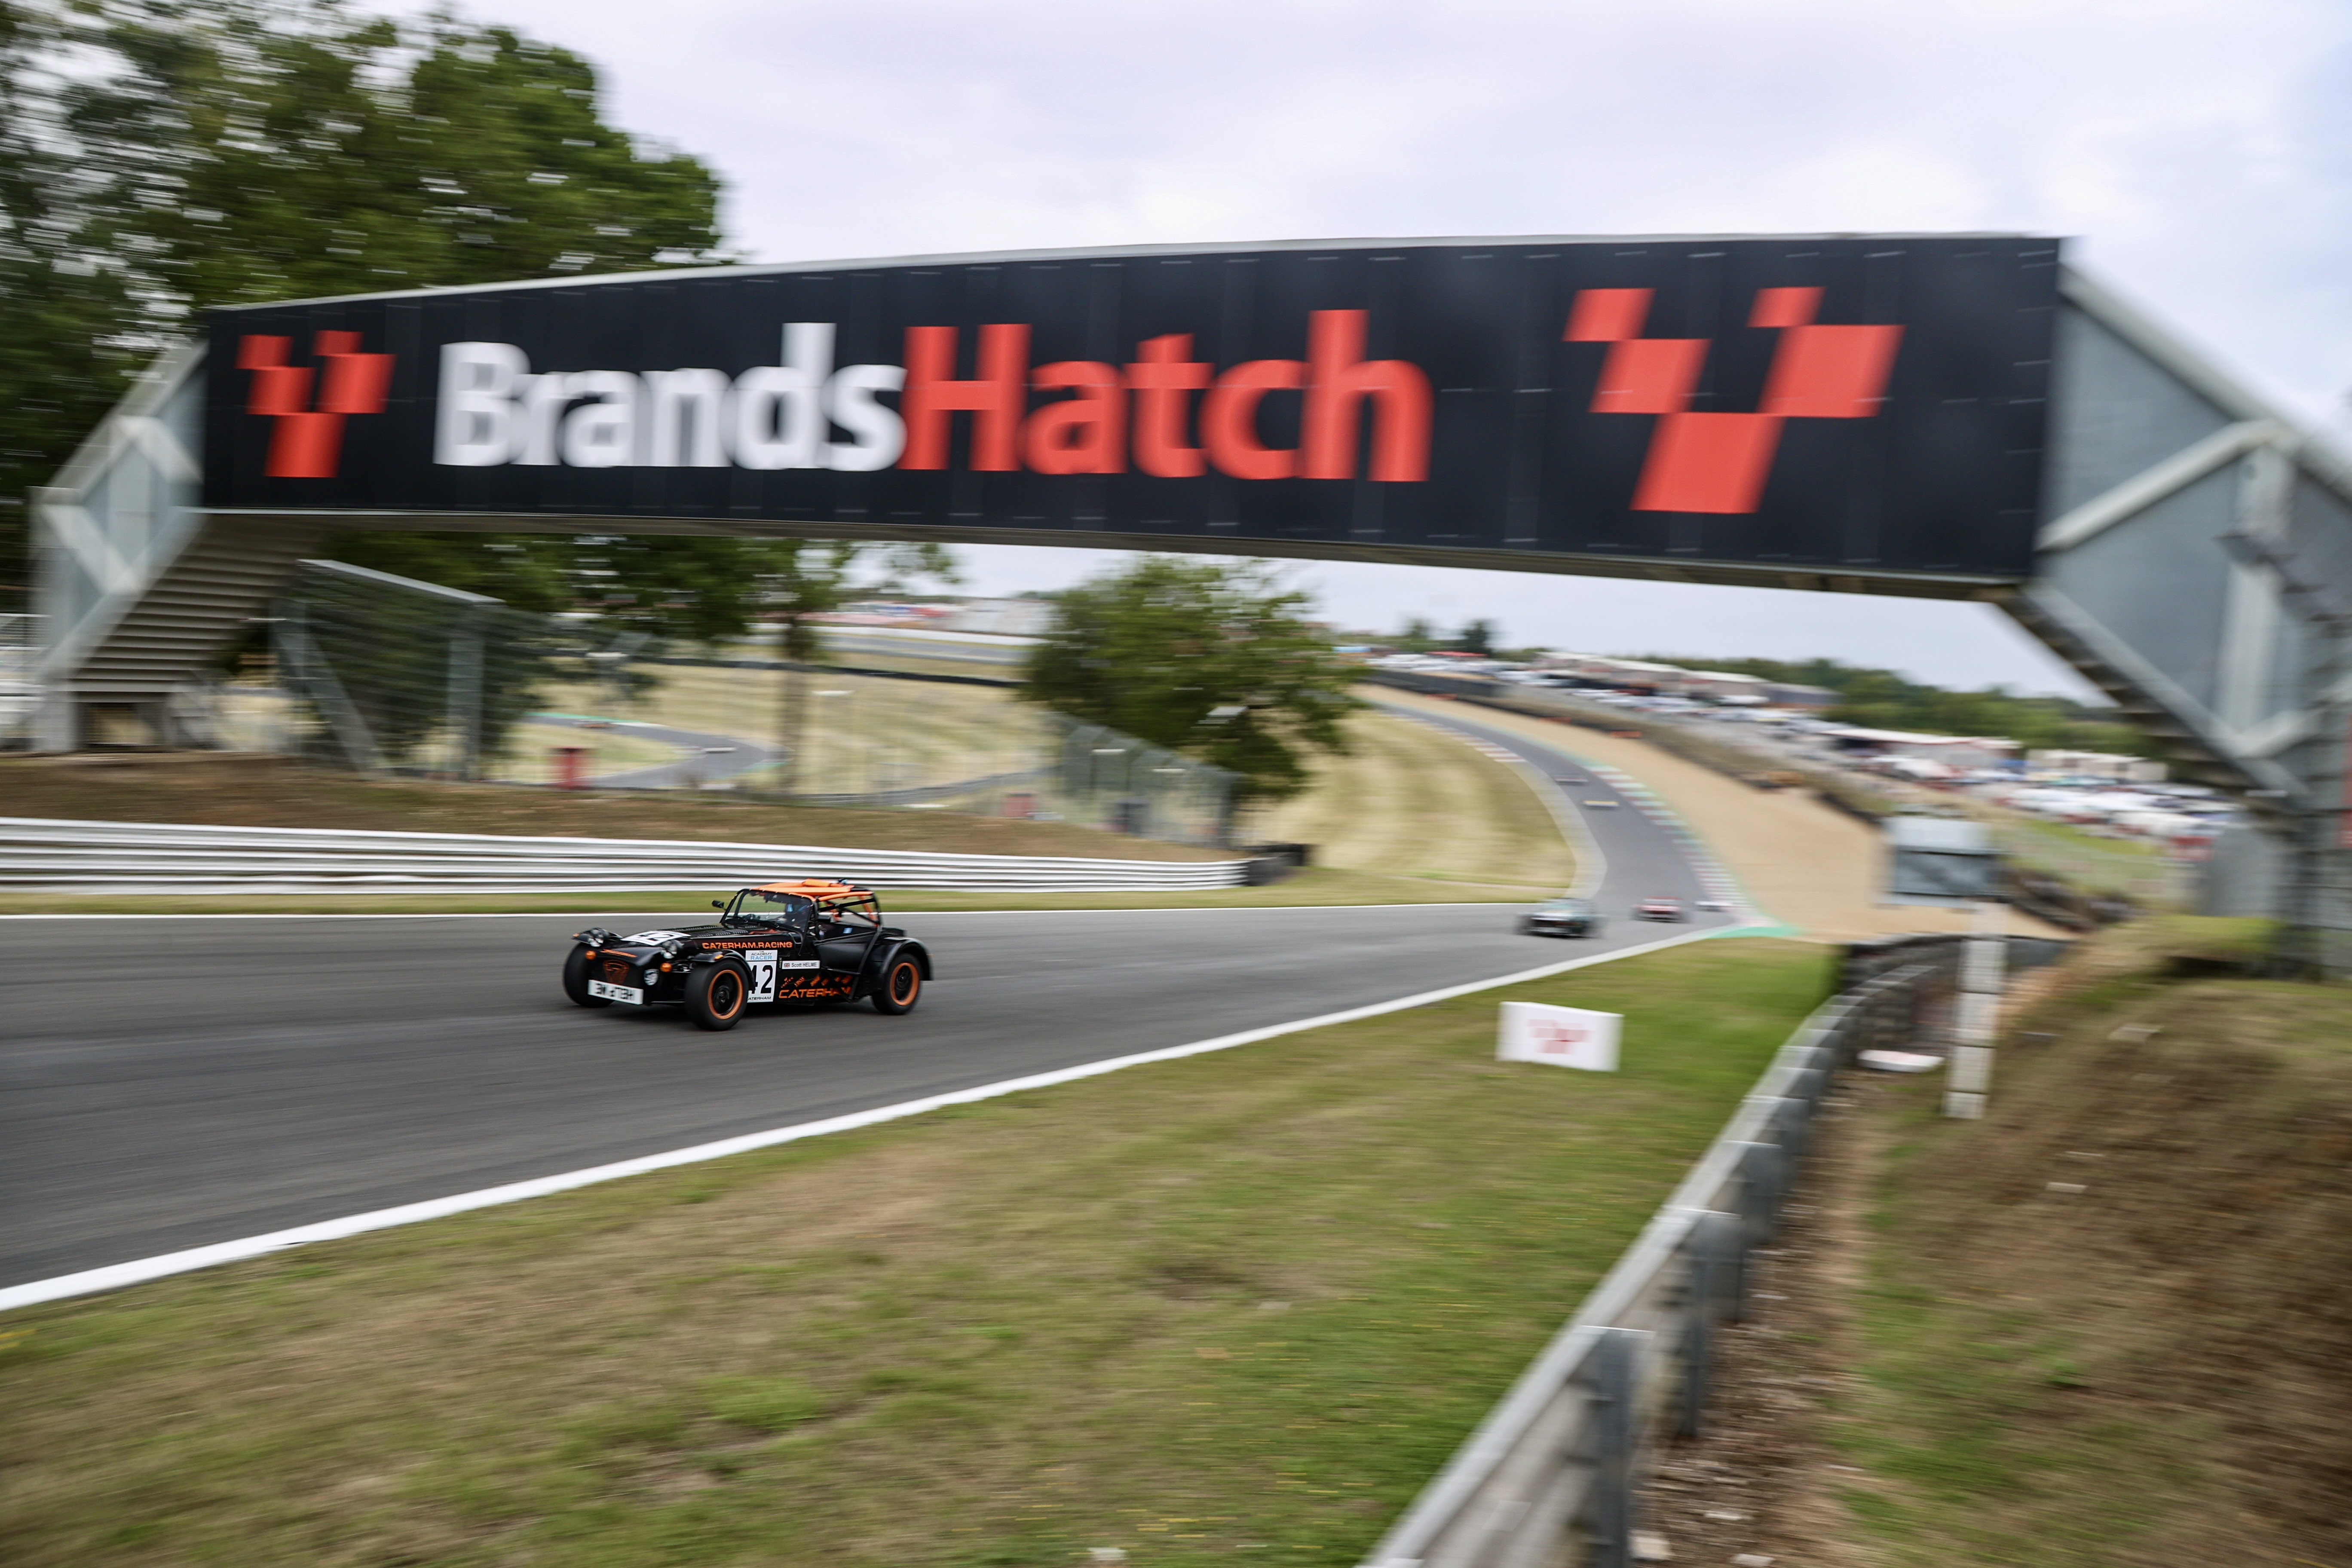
top-left (254, 563), bottom-right (1239, 846)
top-left (272, 559), bottom-right (611, 779)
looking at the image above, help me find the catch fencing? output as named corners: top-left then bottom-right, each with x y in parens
top-left (0, 817), bottom-right (1253, 894)
top-left (0, 613), bottom-right (38, 748)
top-left (1362, 935), bottom-right (2040, 1568)
top-left (248, 563), bottom-right (1242, 847)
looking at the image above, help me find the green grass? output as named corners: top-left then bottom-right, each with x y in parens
top-left (1825, 917), bottom-right (2352, 1565)
top-left (1833, 1146), bottom-right (2202, 1565)
top-left (0, 937), bottom-right (1829, 1568)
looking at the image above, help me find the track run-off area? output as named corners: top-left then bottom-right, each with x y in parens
top-left (1, 717), bottom-right (1738, 1298)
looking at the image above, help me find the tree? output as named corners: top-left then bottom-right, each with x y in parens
top-left (1632, 651), bottom-right (2156, 756)
top-left (1, 0), bottom-right (729, 598)
top-left (1020, 557), bottom-right (1358, 803)
top-left (1396, 617), bottom-right (1437, 653)
top-left (0, 0), bottom-right (144, 605)
top-left (325, 533), bottom-right (574, 616)
top-left (1451, 618), bottom-right (1495, 655)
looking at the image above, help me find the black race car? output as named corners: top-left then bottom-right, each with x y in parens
top-left (1519, 896), bottom-right (1603, 939)
top-left (564, 880), bottom-right (932, 1030)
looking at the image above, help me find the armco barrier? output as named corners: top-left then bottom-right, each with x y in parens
top-left (0, 817), bottom-right (1253, 894)
top-left (1361, 936), bottom-right (2034, 1568)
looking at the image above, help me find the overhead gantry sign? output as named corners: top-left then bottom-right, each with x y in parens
top-left (197, 235), bottom-right (2059, 596)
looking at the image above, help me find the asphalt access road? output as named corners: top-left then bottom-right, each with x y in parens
top-left (1375, 699), bottom-right (1737, 922)
top-left (2, 764), bottom-right (1736, 1290)
top-left (534, 713), bottom-right (782, 790)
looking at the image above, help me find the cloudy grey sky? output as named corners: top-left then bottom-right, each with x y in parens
top-left (424, 0), bottom-right (2352, 693)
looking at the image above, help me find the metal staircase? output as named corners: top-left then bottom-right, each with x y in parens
top-left (30, 344), bottom-right (323, 747)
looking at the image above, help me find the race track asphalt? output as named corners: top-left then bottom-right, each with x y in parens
top-left (1, 723), bottom-right (1735, 1290)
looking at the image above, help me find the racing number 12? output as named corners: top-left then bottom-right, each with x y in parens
top-left (743, 949), bottom-right (778, 1004)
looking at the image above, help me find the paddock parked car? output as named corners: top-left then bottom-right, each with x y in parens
top-left (1520, 896), bottom-right (1604, 939)
top-left (563, 880), bottom-right (932, 1030)
top-left (1633, 894), bottom-right (1686, 922)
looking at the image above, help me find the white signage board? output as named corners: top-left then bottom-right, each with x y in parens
top-left (1498, 1001), bottom-right (1622, 1072)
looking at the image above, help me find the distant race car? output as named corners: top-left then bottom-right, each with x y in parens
top-left (564, 880), bottom-right (932, 1031)
top-left (1520, 896), bottom-right (1604, 939)
top-left (1633, 895), bottom-right (1686, 922)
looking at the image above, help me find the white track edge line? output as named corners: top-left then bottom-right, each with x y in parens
top-left (0, 922), bottom-right (1763, 1315)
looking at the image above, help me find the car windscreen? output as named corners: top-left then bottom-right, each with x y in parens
top-left (732, 891), bottom-right (813, 924)
top-left (1539, 900), bottom-right (1592, 913)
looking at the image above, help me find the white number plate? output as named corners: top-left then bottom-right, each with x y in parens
top-left (744, 950), bottom-right (777, 1003)
top-left (587, 980), bottom-right (643, 1004)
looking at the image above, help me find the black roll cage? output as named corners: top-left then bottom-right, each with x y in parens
top-left (719, 887), bottom-right (889, 978)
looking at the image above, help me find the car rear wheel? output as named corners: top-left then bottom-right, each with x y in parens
top-left (563, 945), bottom-right (613, 1008)
top-left (686, 960), bottom-right (750, 1031)
top-left (871, 956), bottom-right (922, 1015)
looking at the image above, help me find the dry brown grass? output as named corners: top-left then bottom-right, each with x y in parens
top-left (1605, 919), bottom-right (2348, 1568)
top-left (1252, 708), bottom-right (1574, 894)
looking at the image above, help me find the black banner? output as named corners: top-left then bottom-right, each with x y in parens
top-left (204, 235), bottom-right (2059, 584)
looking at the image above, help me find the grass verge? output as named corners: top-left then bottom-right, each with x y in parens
top-left (0, 867), bottom-right (1552, 918)
top-left (0, 753), bottom-right (1225, 861)
top-left (1828, 916), bottom-right (2352, 1566)
top-left (0, 936), bottom-right (1826, 1568)
top-left (1253, 708), bottom-right (1576, 893)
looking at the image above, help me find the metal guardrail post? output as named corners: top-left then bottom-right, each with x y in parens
top-left (1580, 1326), bottom-right (1644, 1568)
top-left (1767, 1095), bottom-right (1810, 1168)
top-left (1675, 1211), bottom-right (1737, 1440)
top-left (1731, 1138), bottom-right (1784, 1266)
top-left (1945, 900), bottom-right (2006, 1118)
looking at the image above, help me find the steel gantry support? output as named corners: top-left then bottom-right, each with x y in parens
top-left (2012, 269), bottom-right (2352, 971)
top-left (31, 343), bottom-right (333, 750)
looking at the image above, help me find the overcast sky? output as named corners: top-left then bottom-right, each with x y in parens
top-left (406, 0), bottom-right (2352, 694)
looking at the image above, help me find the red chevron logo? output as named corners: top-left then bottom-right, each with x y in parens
top-left (1567, 287), bottom-right (1902, 514)
top-left (239, 332), bottom-right (395, 478)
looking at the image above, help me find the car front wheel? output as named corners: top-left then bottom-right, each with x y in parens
top-left (871, 956), bottom-right (923, 1015)
top-left (686, 960), bottom-right (750, 1031)
top-left (563, 945), bottom-right (613, 1008)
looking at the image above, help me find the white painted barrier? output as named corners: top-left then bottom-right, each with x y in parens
top-left (0, 817), bottom-right (1251, 893)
